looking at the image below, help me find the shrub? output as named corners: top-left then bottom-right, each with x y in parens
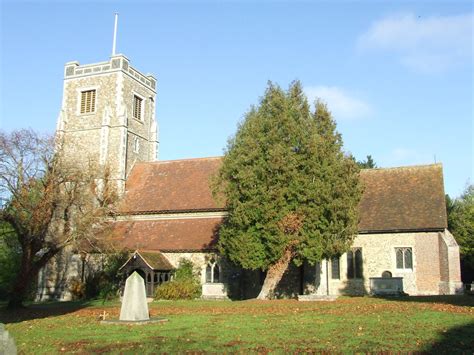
top-left (69, 277), bottom-right (85, 300)
top-left (83, 250), bottom-right (129, 301)
top-left (174, 258), bottom-right (196, 280)
top-left (0, 223), bottom-right (21, 300)
top-left (154, 278), bottom-right (201, 300)
top-left (155, 258), bottom-right (201, 300)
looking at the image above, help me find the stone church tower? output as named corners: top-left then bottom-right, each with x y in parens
top-left (56, 53), bottom-right (158, 194)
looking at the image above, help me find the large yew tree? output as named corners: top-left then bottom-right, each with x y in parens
top-left (215, 81), bottom-right (362, 299)
top-left (0, 129), bottom-right (116, 308)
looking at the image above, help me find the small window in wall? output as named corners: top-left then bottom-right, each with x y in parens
top-left (331, 256), bottom-right (340, 279)
top-left (205, 259), bottom-right (220, 283)
top-left (80, 90), bottom-right (96, 114)
top-left (133, 136), bottom-right (140, 153)
top-left (347, 248), bottom-right (363, 279)
top-left (133, 95), bottom-right (143, 120)
top-left (396, 247), bottom-right (413, 269)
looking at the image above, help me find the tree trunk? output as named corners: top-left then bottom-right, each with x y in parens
top-left (7, 246), bottom-right (59, 309)
top-left (257, 248), bottom-right (294, 300)
top-left (7, 257), bottom-right (34, 309)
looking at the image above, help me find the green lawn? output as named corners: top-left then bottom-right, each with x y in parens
top-left (1, 296), bottom-right (473, 353)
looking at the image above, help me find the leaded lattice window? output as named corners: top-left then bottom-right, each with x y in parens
top-left (347, 248), bottom-right (363, 279)
top-left (205, 259), bottom-right (220, 283)
top-left (396, 248), bottom-right (413, 269)
top-left (331, 257), bottom-right (340, 280)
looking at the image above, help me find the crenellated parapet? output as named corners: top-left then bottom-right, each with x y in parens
top-left (64, 54), bottom-right (156, 93)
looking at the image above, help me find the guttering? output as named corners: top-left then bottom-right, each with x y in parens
top-left (116, 208), bottom-right (227, 216)
top-left (358, 227), bottom-right (446, 235)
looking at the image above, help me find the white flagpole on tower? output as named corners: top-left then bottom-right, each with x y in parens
top-left (112, 13), bottom-right (119, 56)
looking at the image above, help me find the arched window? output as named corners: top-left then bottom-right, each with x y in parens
top-left (147, 273), bottom-right (151, 283)
top-left (382, 270), bottom-right (392, 278)
top-left (205, 259), bottom-right (220, 283)
top-left (355, 249), bottom-right (363, 279)
top-left (347, 248), bottom-right (363, 279)
top-left (133, 136), bottom-right (140, 153)
top-left (331, 257), bottom-right (340, 280)
top-left (396, 247), bottom-right (413, 269)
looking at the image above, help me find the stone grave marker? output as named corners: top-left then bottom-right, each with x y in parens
top-left (119, 271), bottom-right (150, 321)
top-left (0, 323), bottom-right (17, 355)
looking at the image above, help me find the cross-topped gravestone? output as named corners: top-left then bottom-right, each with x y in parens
top-left (119, 272), bottom-right (149, 321)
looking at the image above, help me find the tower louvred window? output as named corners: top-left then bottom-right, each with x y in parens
top-left (80, 90), bottom-right (96, 114)
top-left (133, 95), bottom-right (143, 120)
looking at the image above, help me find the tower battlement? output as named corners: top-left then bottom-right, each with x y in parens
top-left (64, 54), bottom-right (156, 92)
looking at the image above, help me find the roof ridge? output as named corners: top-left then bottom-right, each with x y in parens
top-left (135, 156), bottom-right (223, 165)
top-left (361, 163), bottom-right (442, 172)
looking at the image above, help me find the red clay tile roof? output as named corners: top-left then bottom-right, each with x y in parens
top-left (112, 160), bottom-right (448, 251)
top-left (119, 250), bottom-right (174, 270)
top-left (120, 157), bottom-right (224, 214)
top-left (358, 164), bottom-right (447, 233)
top-left (110, 217), bottom-right (221, 252)
top-left (139, 251), bottom-right (174, 270)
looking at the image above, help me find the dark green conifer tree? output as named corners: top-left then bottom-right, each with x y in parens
top-left (215, 81), bottom-right (362, 299)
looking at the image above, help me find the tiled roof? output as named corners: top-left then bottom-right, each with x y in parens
top-left (110, 217), bottom-right (221, 252)
top-left (139, 251), bottom-right (174, 270)
top-left (120, 250), bottom-right (174, 271)
top-left (111, 160), bottom-right (448, 251)
top-left (358, 164), bottom-right (447, 233)
top-left (120, 157), bottom-right (224, 214)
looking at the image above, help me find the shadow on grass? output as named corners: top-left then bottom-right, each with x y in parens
top-left (0, 300), bottom-right (95, 324)
top-left (424, 321), bottom-right (474, 353)
top-left (374, 295), bottom-right (474, 307)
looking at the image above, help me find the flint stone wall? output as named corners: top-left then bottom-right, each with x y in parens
top-left (303, 230), bottom-right (462, 296)
top-left (36, 250), bottom-right (105, 301)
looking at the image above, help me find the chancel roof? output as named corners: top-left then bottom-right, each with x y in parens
top-left (358, 164), bottom-right (447, 233)
top-left (112, 158), bottom-right (447, 251)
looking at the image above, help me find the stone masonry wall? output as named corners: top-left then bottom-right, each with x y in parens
top-left (303, 231), bottom-right (457, 296)
top-left (122, 70), bottom-right (157, 176)
top-left (36, 250), bottom-right (105, 301)
top-left (415, 233), bottom-right (442, 294)
top-left (162, 252), bottom-right (241, 298)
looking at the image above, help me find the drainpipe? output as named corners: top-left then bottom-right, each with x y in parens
top-left (326, 259), bottom-right (330, 296)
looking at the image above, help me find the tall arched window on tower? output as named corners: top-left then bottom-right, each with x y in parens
top-left (205, 259), bottom-right (220, 283)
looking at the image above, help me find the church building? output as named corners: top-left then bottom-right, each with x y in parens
top-left (37, 53), bottom-right (463, 301)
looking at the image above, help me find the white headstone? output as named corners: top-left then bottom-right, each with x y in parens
top-left (119, 272), bottom-right (150, 321)
top-left (0, 323), bottom-right (17, 355)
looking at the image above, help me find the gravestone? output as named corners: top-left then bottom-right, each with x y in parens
top-left (119, 271), bottom-right (150, 321)
top-left (0, 323), bottom-right (17, 355)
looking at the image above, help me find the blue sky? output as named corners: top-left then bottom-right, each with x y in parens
top-left (0, 0), bottom-right (472, 197)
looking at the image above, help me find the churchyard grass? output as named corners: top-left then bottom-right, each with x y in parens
top-left (1, 296), bottom-right (473, 353)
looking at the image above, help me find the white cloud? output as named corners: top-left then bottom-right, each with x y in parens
top-left (357, 12), bottom-right (473, 73)
top-left (303, 86), bottom-right (372, 121)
